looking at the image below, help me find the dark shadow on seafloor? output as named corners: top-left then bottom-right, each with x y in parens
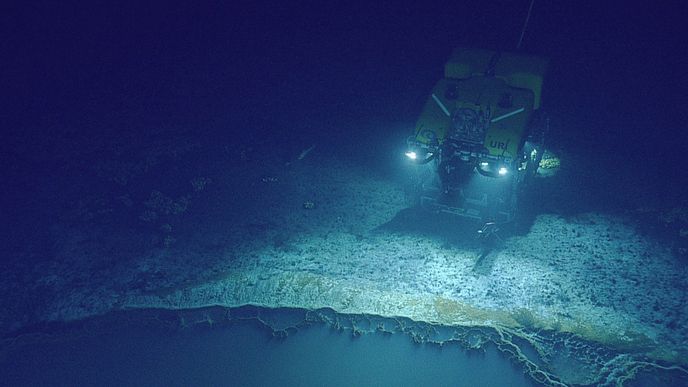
top-left (376, 207), bottom-right (483, 248)
top-left (376, 206), bottom-right (506, 275)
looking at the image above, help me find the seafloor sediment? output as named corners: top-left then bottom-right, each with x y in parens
top-left (3, 145), bottom-right (688, 386)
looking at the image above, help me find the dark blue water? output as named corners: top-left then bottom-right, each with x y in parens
top-left (2, 308), bottom-right (538, 387)
top-left (4, 307), bottom-right (687, 387)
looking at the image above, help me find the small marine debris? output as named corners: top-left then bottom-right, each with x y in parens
top-left (302, 201), bottom-right (316, 209)
top-left (190, 177), bottom-right (212, 192)
top-left (163, 235), bottom-right (176, 248)
top-left (262, 176), bottom-right (279, 183)
top-left (145, 190), bottom-right (189, 215)
top-left (225, 145), bottom-right (253, 162)
top-left (297, 144), bottom-right (316, 160)
top-left (539, 156), bottom-right (560, 169)
top-left (285, 144), bottom-right (316, 166)
top-left (658, 206), bottom-right (688, 225)
top-left (537, 151), bottom-right (561, 177)
top-left (139, 209), bottom-right (158, 222)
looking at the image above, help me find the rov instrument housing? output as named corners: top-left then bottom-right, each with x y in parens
top-left (407, 47), bottom-right (548, 223)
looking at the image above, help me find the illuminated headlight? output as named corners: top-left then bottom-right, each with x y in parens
top-left (480, 161), bottom-right (489, 167)
top-left (405, 151), bottom-right (417, 160)
top-left (498, 167), bottom-right (508, 175)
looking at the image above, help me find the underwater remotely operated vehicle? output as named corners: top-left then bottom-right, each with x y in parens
top-left (405, 47), bottom-right (549, 224)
